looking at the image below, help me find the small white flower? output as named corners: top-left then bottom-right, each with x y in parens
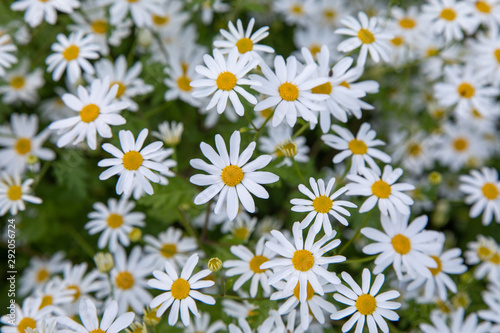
top-left (420, 307), bottom-right (492, 333)
top-left (478, 280), bottom-right (500, 331)
top-left (0, 34), bottom-right (18, 77)
top-left (11, 0), bottom-right (80, 28)
top-left (152, 121), bottom-right (184, 146)
top-left (18, 252), bottom-right (67, 297)
top-left (99, 0), bottom-right (165, 28)
top-left (0, 172), bottom-right (41, 216)
top-left (0, 298), bottom-right (53, 333)
top-left (0, 60), bottom-right (44, 105)
top-left (258, 124), bottom-right (309, 167)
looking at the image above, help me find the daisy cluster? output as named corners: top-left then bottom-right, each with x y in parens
top-left (1, 0), bottom-right (500, 333)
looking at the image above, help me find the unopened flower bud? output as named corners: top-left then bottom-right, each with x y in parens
top-left (129, 227), bottom-right (142, 242)
top-left (208, 257), bottom-right (222, 272)
top-left (428, 171), bottom-right (442, 185)
top-left (94, 252), bottom-right (114, 273)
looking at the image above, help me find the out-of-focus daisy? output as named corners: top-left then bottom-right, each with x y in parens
top-left (420, 307), bottom-right (492, 333)
top-left (470, 28), bottom-right (500, 86)
top-left (478, 280), bottom-right (500, 331)
top-left (183, 312), bottom-right (226, 333)
top-left (98, 128), bottom-right (170, 196)
top-left (0, 60), bottom-right (44, 105)
top-left (346, 165), bottom-right (415, 218)
top-left (222, 299), bottom-right (257, 320)
top-left (148, 253), bottom-right (216, 326)
top-left (18, 252), bottom-right (67, 297)
top-left (46, 31), bottom-right (100, 83)
top-left (261, 222), bottom-right (345, 302)
top-left (273, 0), bottom-right (314, 26)
top-left (311, 0), bottom-right (346, 27)
top-left (99, 0), bottom-right (164, 28)
top-left (195, 0), bottom-right (230, 25)
top-left (213, 18), bottom-right (274, 59)
top-left (34, 277), bottom-right (75, 314)
top-left (294, 26), bottom-right (340, 60)
top-left (391, 131), bottom-right (435, 175)
top-left (390, 6), bottom-right (422, 41)
top-left (361, 213), bottom-right (442, 280)
top-left (61, 262), bottom-right (104, 315)
top-left (0, 172), bottom-right (41, 216)
top-left (10, 0), bottom-right (80, 28)
top-left (148, 1), bottom-right (189, 33)
top-left (152, 121), bottom-right (184, 147)
top-left (323, 123), bottom-right (391, 176)
top-left (290, 177), bottom-right (356, 234)
top-left (465, 235), bottom-right (498, 266)
top-left (258, 125), bottom-right (309, 167)
top-left (0, 298), bottom-right (52, 333)
top-left (471, 0), bottom-right (500, 27)
top-left (229, 214), bottom-right (257, 242)
top-left (331, 268), bottom-right (401, 333)
top-left (0, 34), bottom-right (17, 77)
top-left (190, 130), bottom-right (279, 221)
top-left (191, 48), bottom-right (260, 116)
top-left (85, 197), bottom-right (146, 252)
top-left (335, 11), bottom-right (393, 66)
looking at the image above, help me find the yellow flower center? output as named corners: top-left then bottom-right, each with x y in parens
top-left (391, 234), bottom-right (411, 255)
top-left (216, 71), bottom-right (237, 91)
top-left (324, 9), bottom-right (336, 19)
top-left (292, 249), bottom-right (315, 272)
top-left (457, 82), bottom-right (475, 98)
top-left (357, 28), bottom-right (375, 44)
top-left (160, 243), bottom-right (177, 258)
top-left (276, 140), bottom-right (297, 158)
top-left (177, 75), bottom-right (192, 92)
top-left (36, 268), bottom-right (49, 282)
top-left (348, 139), bottom-right (368, 155)
top-left (129, 227), bottom-right (141, 242)
top-left (309, 43), bottom-right (321, 57)
top-left (128, 0), bottom-right (138, 2)
top-left (110, 81), bottom-right (126, 98)
top-left (122, 151), bottom-right (143, 170)
top-left (39, 295), bottom-right (53, 309)
top-left (236, 38), bottom-right (254, 53)
top-left (15, 137), bottom-right (31, 155)
top-left (408, 143), bottom-right (422, 156)
top-left (490, 252), bottom-right (500, 264)
top-left (221, 165), bottom-right (244, 186)
top-left (171, 278), bottom-right (190, 300)
top-left (399, 17), bottom-right (416, 29)
top-left (339, 81), bottom-right (351, 88)
top-left (278, 82), bottom-right (299, 101)
top-left (234, 227), bottom-right (250, 240)
top-left (249, 255), bottom-right (268, 273)
top-left (429, 255), bottom-right (443, 276)
top-left (67, 285), bottom-right (81, 302)
top-left (312, 195), bottom-right (333, 214)
top-left (356, 294), bottom-right (377, 315)
top-left (63, 45), bottom-right (80, 61)
top-left (106, 213), bottom-right (124, 229)
top-left (311, 82), bottom-right (332, 95)
top-left (80, 104), bottom-right (100, 123)
top-left (371, 180), bottom-right (391, 199)
top-left (115, 271), bottom-right (135, 290)
top-left (426, 48), bottom-right (439, 57)
top-left (476, 1), bottom-right (491, 13)
top-left (391, 36), bottom-right (404, 46)
top-left (291, 4), bottom-right (303, 14)
top-left (260, 108), bottom-right (273, 119)
top-left (7, 185), bottom-right (22, 201)
top-left (91, 20), bottom-right (108, 34)
top-left (10, 76), bottom-right (25, 89)
top-left (89, 330), bottom-right (106, 333)
top-left (152, 14), bottom-right (169, 26)
top-left (452, 137), bottom-right (468, 152)
top-left (477, 245), bottom-right (493, 260)
top-left (482, 183), bottom-right (499, 200)
top-left (293, 281), bottom-right (315, 301)
top-left (494, 49), bottom-right (500, 64)
top-left (17, 318), bottom-right (36, 333)
top-left (440, 8), bottom-right (457, 21)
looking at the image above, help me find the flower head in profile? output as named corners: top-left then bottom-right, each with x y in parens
top-left (0, 172), bottom-right (41, 216)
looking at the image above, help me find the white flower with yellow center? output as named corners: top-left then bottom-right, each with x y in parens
top-left (471, 0), bottom-right (500, 27)
top-left (294, 25), bottom-right (340, 61)
top-left (361, 214), bottom-right (442, 280)
top-left (261, 222), bottom-right (345, 302)
top-left (470, 28), bottom-right (500, 86)
top-left (459, 167), bottom-right (500, 226)
top-left (258, 124), bottom-right (309, 167)
top-left (148, 253), bottom-right (216, 327)
top-left (0, 172), bottom-right (41, 216)
top-left (19, 252), bottom-right (67, 297)
top-left (49, 77), bottom-right (128, 150)
top-left (420, 307), bottom-right (492, 333)
top-left (346, 165), bottom-right (415, 218)
top-left (85, 197), bottom-right (146, 252)
top-left (0, 297), bottom-right (53, 333)
top-left (478, 280), bottom-right (500, 331)
top-left (335, 11), bottom-right (393, 66)
top-left (10, 0), bottom-right (80, 28)
top-left (33, 277), bottom-right (76, 314)
top-left (465, 235), bottom-right (498, 266)
top-left (251, 55), bottom-right (329, 127)
top-left (190, 130), bottom-right (279, 221)
top-left (152, 121), bottom-right (184, 147)
top-left (0, 60), bottom-right (44, 105)
top-left (290, 177), bottom-right (357, 234)
top-left (273, 0), bottom-right (314, 26)
top-left (0, 34), bottom-right (17, 77)
top-left (56, 299), bottom-right (134, 333)
top-left (191, 48), bottom-right (260, 116)
top-left (229, 214), bottom-right (257, 241)
top-left (391, 131), bottom-right (435, 176)
top-left (46, 31), bottom-right (100, 83)
top-left (224, 237), bottom-right (276, 298)
top-left (98, 128), bottom-right (170, 196)
top-left (0, 113), bottom-right (55, 174)
top-left (323, 123), bottom-right (392, 176)
top-left (99, 0), bottom-right (165, 28)
top-left (213, 17), bottom-right (274, 59)
top-left (331, 268), bottom-right (401, 333)
top-left (390, 6), bottom-right (422, 41)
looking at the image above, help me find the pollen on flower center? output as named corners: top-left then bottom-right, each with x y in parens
top-left (249, 255), bottom-right (268, 273)
top-left (324, 9), bottom-right (336, 19)
top-left (399, 17), bottom-right (416, 29)
top-left (429, 255), bottom-right (443, 276)
top-left (293, 281), bottom-right (315, 301)
top-left (67, 285), bottom-right (81, 301)
top-left (391, 234), bottom-right (411, 255)
top-left (236, 37), bottom-right (254, 53)
top-left (63, 45), bottom-right (80, 61)
top-left (278, 82), bottom-right (299, 101)
top-left (171, 278), bottom-right (190, 300)
top-left (312, 195), bottom-right (333, 214)
top-left (17, 317), bottom-right (36, 333)
top-left (160, 243), bottom-right (177, 258)
top-left (457, 82), bottom-right (475, 98)
top-left (91, 19), bottom-right (108, 34)
top-left (122, 151), bottom-right (144, 170)
top-left (177, 75), bottom-right (192, 92)
top-left (152, 14), bottom-right (169, 25)
top-left (482, 183), bottom-right (499, 200)
top-left (408, 143), bottom-right (422, 156)
top-left (490, 252), bottom-right (500, 264)
top-left (391, 36), bottom-right (404, 46)
top-left (371, 180), bottom-right (391, 199)
top-left (36, 268), bottom-right (49, 282)
top-left (80, 104), bottom-right (100, 123)
top-left (357, 28), bottom-right (375, 44)
top-left (276, 140), bottom-right (297, 158)
top-left (476, 1), bottom-right (491, 13)
top-left (115, 271), bottom-right (135, 290)
top-left (348, 139), bottom-right (368, 155)
top-left (15, 137), bottom-right (31, 155)
top-left (292, 249), bottom-right (315, 271)
top-left (356, 294), bottom-right (377, 315)
top-left (452, 137), bottom-right (468, 152)
top-left (221, 165), bottom-right (244, 186)
top-left (39, 295), bottom-right (53, 309)
top-left (7, 185), bottom-right (22, 201)
top-left (110, 81), bottom-right (126, 98)
top-left (311, 82), bottom-right (332, 95)
top-left (10, 76), bottom-right (25, 89)
top-left (216, 71), bottom-right (237, 91)
top-left (107, 213), bottom-right (124, 229)
top-left (440, 8), bottom-right (457, 21)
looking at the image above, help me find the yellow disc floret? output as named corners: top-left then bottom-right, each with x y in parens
top-left (356, 294), bottom-right (377, 315)
top-left (122, 151), bottom-right (144, 170)
top-left (221, 165), bottom-right (244, 186)
top-left (292, 249), bottom-right (315, 271)
top-left (391, 234), bottom-right (411, 255)
top-left (171, 278), bottom-right (190, 300)
top-left (216, 71), bottom-right (237, 91)
top-left (371, 180), bottom-right (391, 199)
top-left (80, 104), bottom-right (100, 123)
top-left (249, 255), bottom-right (268, 273)
top-left (115, 271), bottom-right (135, 290)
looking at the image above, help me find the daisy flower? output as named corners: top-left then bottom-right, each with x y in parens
top-left (190, 130), bottom-right (279, 221)
top-left (470, 28), bottom-right (500, 86)
top-left (0, 297), bottom-right (53, 333)
top-left (346, 165), bottom-right (415, 218)
top-left (0, 60), bottom-right (44, 105)
top-left (261, 222), bottom-right (345, 302)
top-left (152, 121), bottom-right (184, 147)
top-left (191, 48), bottom-right (260, 116)
top-left (331, 268), bottom-right (401, 333)
top-left (56, 299), bottom-right (134, 333)
top-left (290, 177), bottom-right (357, 234)
top-left (10, 0), bottom-right (80, 28)
top-left (258, 124), bottom-right (309, 167)
top-left (18, 252), bottom-right (67, 297)
top-left (465, 235), bottom-right (498, 266)
top-left (229, 214), bottom-right (257, 242)
top-left (361, 213), bottom-right (442, 280)
top-left (479, 280), bottom-right (500, 331)
top-left (214, 18), bottom-right (274, 59)
top-left (391, 131), bottom-right (435, 175)
top-left (293, 25), bottom-right (340, 61)
top-left (85, 197), bottom-right (146, 252)
top-left (471, 0), bottom-right (500, 27)
top-left (49, 77), bottom-right (128, 150)
top-left (148, 253), bottom-right (216, 327)
top-left (420, 307), bottom-right (492, 333)
top-left (0, 172), bottom-right (41, 216)
top-left (273, 0), bottom-right (314, 26)
top-left (46, 31), bottom-right (100, 83)
top-left (224, 237), bottom-right (276, 298)
top-left (197, 0), bottom-right (230, 25)
top-left (61, 262), bottom-right (104, 315)
top-left (390, 6), bottom-right (423, 41)
top-left (184, 312), bottom-right (226, 333)
top-left (34, 277), bottom-right (76, 314)
top-left (0, 34), bottom-right (17, 77)
top-left (335, 11), bottom-right (393, 66)
top-left (98, 128), bottom-right (171, 196)
top-left (322, 123), bottom-right (392, 176)
top-left (251, 55), bottom-right (329, 127)
top-left (100, 0), bottom-right (164, 28)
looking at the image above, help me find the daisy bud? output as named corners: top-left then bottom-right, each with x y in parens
top-left (129, 227), bottom-right (142, 242)
top-left (137, 29), bottom-right (152, 47)
top-left (432, 200), bottom-right (450, 227)
top-left (143, 307), bottom-right (160, 326)
top-left (208, 257), bottom-right (223, 272)
top-left (452, 292), bottom-right (471, 309)
top-left (125, 322), bottom-right (147, 333)
top-left (94, 252), bottom-right (114, 273)
top-left (428, 171), bottom-right (442, 185)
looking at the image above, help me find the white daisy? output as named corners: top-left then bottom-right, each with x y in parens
top-left (151, 121), bottom-right (184, 146)
top-left (98, 128), bottom-right (171, 196)
top-left (18, 252), bottom-right (67, 297)
top-left (391, 131), bottom-right (435, 175)
top-left (478, 280), bottom-right (500, 331)
top-left (471, 0), bottom-right (500, 27)
top-left (331, 268), bottom-right (401, 333)
top-left (0, 34), bottom-right (17, 77)
top-left (0, 172), bottom-right (41, 216)
top-left (46, 31), bottom-right (100, 83)
top-left (61, 262), bottom-right (104, 315)
top-left (190, 130), bottom-right (279, 221)
top-left (10, 0), bottom-right (80, 28)
top-left (361, 213), bottom-right (442, 280)
top-left (148, 253), bottom-right (216, 327)
top-left (34, 277), bottom-right (76, 314)
top-left (293, 25), bottom-right (340, 61)
top-left (0, 60), bottom-right (44, 105)
top-left (148, 1), bottom-right (189, 33)
top-left (258, 124), bottom-right (310, 167)
top-left (469, 27), bottom-right (500, 86)
top-left (99, 0), bottom-right (165, 28)
top-left (49, 77), bottom-right (128, 150)
top-left (191, 48), bottom-right (260, 116)
top-left (261, 221), bottom-right (345, 302)
top-left (420, 307), bottom-right (492, 333)
top-left (273, 0), bottom-right (314, 26)
top-left (85, 197), bottom-right (146, 252)
top-left (465, 235), bottom-right (498, 266)
top-left (183, 312), bottom-right (226, 333)
top-left (229, 214), bottom-right (257, 242)
top-left (197, 0), bottom-right (230, 25)
top-left (0, 297), bottom-right (53, 333)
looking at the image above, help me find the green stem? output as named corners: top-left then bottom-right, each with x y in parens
top-left (244, 109), bottom-right (258, 131)
top-left (292, 156), bottom-right (306, 184)
top-left (253, 109), bottom-right (275, 141)
top-left (201, 199), bottom-right (212, 241)
top-left (292, 122), bottom-right (309, 139)
top-left (65, 225), bottom-right (94, 258)
top-left (334, 160), bottom-right (351, 192)
top-left (32, 161), bottom-right (52, 190)
top-left (338, 210), bottom-right (372, 255)
top-left (340, 255), bottom-right (377, 264)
